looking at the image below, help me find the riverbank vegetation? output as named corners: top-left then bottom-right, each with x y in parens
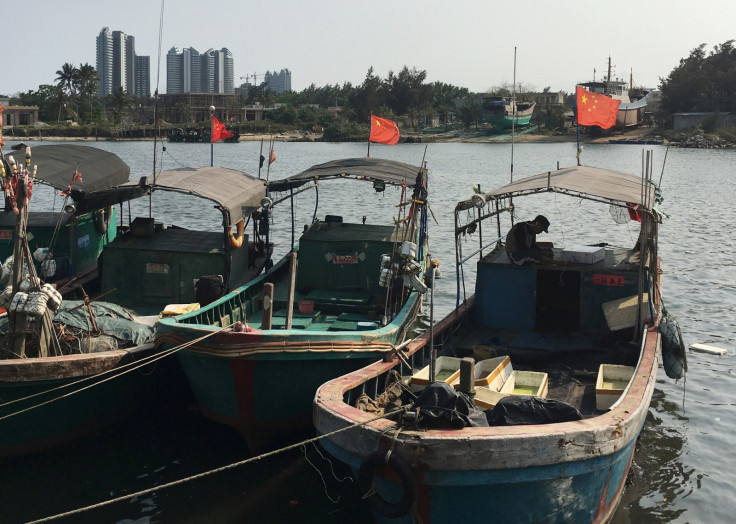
top-left (3, 41), bottom-right (736, 146)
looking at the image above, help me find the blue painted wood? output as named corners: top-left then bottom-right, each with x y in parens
top-left (475, 264), bottom-right (536, 330)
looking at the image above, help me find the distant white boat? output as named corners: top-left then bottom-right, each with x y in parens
top-left (579, 57), bottom-right (652, 127)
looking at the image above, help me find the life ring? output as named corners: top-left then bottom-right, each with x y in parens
top-left (94, 206), bottom-right (113, 234)
top-left (228, 219), bottom-right (245, 248)
top-left (358, 449), bottom-right (417, 519)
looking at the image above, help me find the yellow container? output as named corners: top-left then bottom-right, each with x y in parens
top-left (160, 302), bottom-right (200, 317)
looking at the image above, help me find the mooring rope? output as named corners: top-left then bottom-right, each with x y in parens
top-left (0, 323), bottom-right (228, 420)
top-left (26, 405), bottom-right (409, 524)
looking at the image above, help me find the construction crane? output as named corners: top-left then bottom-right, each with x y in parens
top-left (239, 72), bottom-right (265, 84)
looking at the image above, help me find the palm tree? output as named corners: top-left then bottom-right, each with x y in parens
top-left (55, 62), bottom-right (79, 96)
top-left (77, 63), bottom-right (99, 122)
top-left (107, 86), bottom-right (132, 124)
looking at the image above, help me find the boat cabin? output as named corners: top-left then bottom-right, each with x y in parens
top-left (475, 245), bottom-right (644, 335)
top-left (98, 166), bottom-right (268, 313)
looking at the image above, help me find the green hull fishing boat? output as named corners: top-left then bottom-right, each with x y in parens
top-left (0, 146), bottom-right (270, 457)
top-left (0, 145), bottom-right (131, 295)
top-left (156, 157), bottom-right (432, 451)
top-left (484, 96), bottom-right (536, 130)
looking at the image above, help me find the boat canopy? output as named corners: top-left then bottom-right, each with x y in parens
top-left (0, 144), bottom-right (147, 216)
top-left (458, 165), bottom-right (656, 211)
top-left (268, 157), bottom-right (424, 193)
top-left (12, 144), bottom-right (131, 193)
top-left (148, 166), bottom-right (267, 226)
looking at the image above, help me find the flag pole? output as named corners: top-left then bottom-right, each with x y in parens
top-left (258, 138), bottom-right (264, 179)
top-left (510, 46), bottom-right (516, 183)
top-left (210, 105), bottom-right (215, 167)
top-left (575, 87), bottom-right (581, 165)
top-left (266, 137), bottom-right (274, 182)
top-left (367, 113), bottom-right (372, 157)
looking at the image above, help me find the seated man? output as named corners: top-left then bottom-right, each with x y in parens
top-left (505, 215), bottom-right (553, 265)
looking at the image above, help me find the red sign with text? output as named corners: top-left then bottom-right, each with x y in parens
top-left (593, 274), bottom-right (625, 286)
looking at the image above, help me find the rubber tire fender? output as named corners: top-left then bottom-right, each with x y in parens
top-left (94, 206), bottom-right (113, 234)
top-left (358, 449), bottom-right (417, 519)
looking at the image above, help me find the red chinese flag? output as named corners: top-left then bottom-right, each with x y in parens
top-left (212, 116), bottom-right (234, 143)
top-left (576, 86), bottom-right (620, 129)
top-left (369, 114), bottom-right (400, 145)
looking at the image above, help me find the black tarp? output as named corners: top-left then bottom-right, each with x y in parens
top-left (486, 395), bottom-right (582, 426)
top-left (413, 382), bottom-right (489, 428)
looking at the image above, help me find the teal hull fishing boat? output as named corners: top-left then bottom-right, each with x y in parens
top-left (0, 147), bottom-right (270, 457)
top-left (314, 158), bottom-right (686, 522)
top-left (156, 157), bottom-right (431, 451)
top-left (484, 96), bottom-right (535, 130)
top-left (0, 145), bottom-right (131, 295)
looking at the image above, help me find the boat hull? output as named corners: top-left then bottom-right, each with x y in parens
top-left (159, 291), bottom-right (422, 451)
top-left (489, 112), bottom-right (534, 130)
top-left (0, 344), bottom-right (181, 457)
top-left (314, 298), bottom-right (660, 523)
top-left (321, 435), bottom-right (637, 523)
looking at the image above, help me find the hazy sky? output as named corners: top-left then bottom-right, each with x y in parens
top-left (2, 0), bottom-right (735, 97)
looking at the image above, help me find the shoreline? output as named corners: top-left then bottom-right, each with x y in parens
top-left (2, 129), bottom-right (657, 145)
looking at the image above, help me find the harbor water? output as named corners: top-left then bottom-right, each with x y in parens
top-left (1, 139), bottom-right (734, 523)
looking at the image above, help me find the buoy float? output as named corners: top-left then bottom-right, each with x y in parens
top-left (689, 343), bottom-right (727, 356)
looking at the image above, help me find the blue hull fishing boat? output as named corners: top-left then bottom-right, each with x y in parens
top-left (314, 159), bottom-right (682, 522)
top-left (156, 157), bottom-right (431, 452)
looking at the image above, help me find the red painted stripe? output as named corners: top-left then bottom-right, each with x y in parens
top-left (231, 358), bottom-right (256, 425)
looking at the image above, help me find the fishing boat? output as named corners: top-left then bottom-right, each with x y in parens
top-left (483, 96), bottom-right (536, 130)
top-left (578, 58), bottom-right (652, 128)
top-left (0, 144), bottom-right (133, 295)
top-left (0, 148), bottom-right (270, 457)
top-left (314, 158), bottom-right (681, 522)
top-left (169, 127), bottom-right (240, 143)
top-left (155, 157), bottom-right (431, 452)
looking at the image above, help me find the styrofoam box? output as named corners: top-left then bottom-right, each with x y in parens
top-left (473, 387), bottom-right (508, 410)
top-left (500, 370), bottom-right (549, 398)
top-left (556, 245), bottom-right (605, 264)
top-left (602, 293), bottom-right (649, 331)
top-left (410, 356), bottom-right (461, 387)
top-left (595, 364), bottom-right (635, 410)
top-left (451, 355), bottom-right (512, 391)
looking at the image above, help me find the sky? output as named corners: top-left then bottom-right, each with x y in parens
top-left (2, 0), bottom-right (736, 97)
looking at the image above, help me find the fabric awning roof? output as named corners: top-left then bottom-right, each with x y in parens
top-left (268, 157), bottom-right (424, 193)
top-left (149, 166), bottom-right (267, 226)
top-left (458, 165), bottom-right (656, 211)
top-left (9, 144), bottom-right (131, 193)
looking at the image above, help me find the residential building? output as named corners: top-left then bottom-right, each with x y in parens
top-left (136, 55), bottom-right (151, 97)
top-left (111, 30), bottom-right (127, 93)
top-left (96, 27), bottom-right (150, 97)
top-left (166, 47), bottom-right (234, 95)
top-left (96, 27), bottom-right (113, 97)
top-left (264, 69), bottom-right (292, 94)
top-left (0, 98), bottom-right (39, 126)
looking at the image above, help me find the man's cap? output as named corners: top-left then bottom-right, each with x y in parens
top-left (534, 215), bottom-right (550, 233)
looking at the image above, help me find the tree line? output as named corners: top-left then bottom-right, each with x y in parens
top-left (5, 41), bottom-right (736, 136)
